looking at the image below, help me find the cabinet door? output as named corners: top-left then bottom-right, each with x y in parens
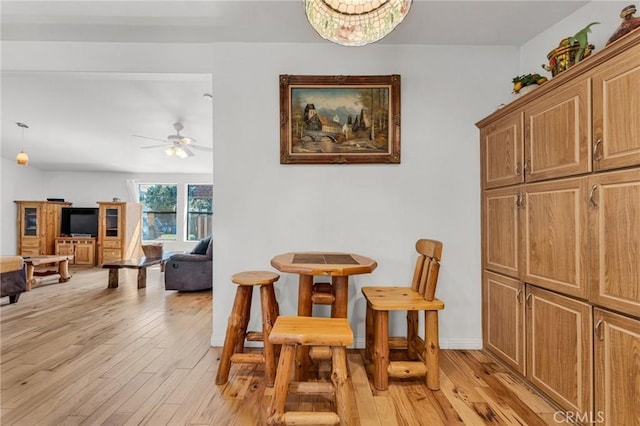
top-left (588, 169), bottom-right (640, 315)
top-left (482, 186), bottom-right (521, 278)
top-left (594, 309), bottom-right (640, 425)
top-left (524, 79), bottom-right (590, 182)
top-left (56, 242), bottom-right (74, 257)
top-left (526, 286), bottom-right (592, 413)
top-left (592, 42), bottom-right (640, 171)
top-left (480, 111), bottom-right (524, 188)
top-left (483, 271), bottom-right (526, 375)
top-left (74, 242), bottom-right (95, 265)
top-left (521, 177), bottom-right (589, 298)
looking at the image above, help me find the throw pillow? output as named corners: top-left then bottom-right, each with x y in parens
top-left (191, 236), bottom-right (211, 255)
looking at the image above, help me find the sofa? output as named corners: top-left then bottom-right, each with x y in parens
top-left (164, 236), bottom-right (212, 291)
top-left (1, 256), bottom-right (27, 304)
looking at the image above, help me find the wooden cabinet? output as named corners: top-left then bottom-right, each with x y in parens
top-left (96, 202), bottom-right (142, 265)
top-left (524, 79), bottom-right (591, 182)
top-left (55, 237), bottom-right (96, 266)
top-left (520, 177), bottom-right (589, 298)
top-left (15, 200), bottom-right (71, 256)
top-left (594, 309), bottom-right (640, 425)
top-left (588, 168), bottom-right (640, 315)
top-left (526, 286), bottom-right (592, 413)
top-left (591, 41), bottom-right (640, 172)
top-left (478, 30), bottom-right (640, 422)
top-left (482, 186), bottom-right (521, 278)
top-left (480, 111), bottom-right (524, 188)
top-left (482, 271), bottom-right (525, 375)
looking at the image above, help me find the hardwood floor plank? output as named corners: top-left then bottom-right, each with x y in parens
top-left (1, 268), bottom-right (563, 426)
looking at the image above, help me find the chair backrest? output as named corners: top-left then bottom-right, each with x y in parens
top-left (410, 239), bottom-right (443, 301)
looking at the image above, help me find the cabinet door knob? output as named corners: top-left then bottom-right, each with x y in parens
top-left (523, 160), bottom-right (530, 175)
top-left (595, 319), bottom-right (604, 341)
top-left (593, 139), bottom-right (603, 161)
top-left (515, 161), bottom-right (521, 176)
top-left (516, 289), bottom-right (523, 304)
top-left (525, 293), bottom-right (532, 309)
top-left (589, 185), bottom-right (599, 207)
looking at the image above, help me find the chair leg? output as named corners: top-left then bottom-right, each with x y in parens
top-left (216, 285), bottom-right (252, 385)
top-left (365, 301), bottom-right (374, 362)
top-left (331, 346), bottom-right (351, 426)
top-left (234, 286), bottom-right (253, 354)
top-left (260, 284), bottom-right (276, 387)
top-left (425, 310), bottom-right (440, 390)
top-left (267, 344), bottom-right (296, 426)
top-left (372, 309), bottom-right (389, 391)
top-left (296, 275), bottom-right (313, 381)
top-left (406, 310), bottom-right (419, 360)
top-left (267, 284), bottom-right (281, 357)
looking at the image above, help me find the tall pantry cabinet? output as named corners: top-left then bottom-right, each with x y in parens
top-left (477, 30), bottom-right (640, 423)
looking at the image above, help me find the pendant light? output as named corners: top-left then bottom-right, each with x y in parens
top-left (16, 122), bottom-right (29, 166)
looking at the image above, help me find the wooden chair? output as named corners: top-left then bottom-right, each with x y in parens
top-left (361, 239), bottom-right (444, 391)
top-left (215, 271), bottom-right (280, 387)
top-left (266, 316), bottom-right (353, 426)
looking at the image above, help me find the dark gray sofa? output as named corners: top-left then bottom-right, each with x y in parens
top-left (164, 237), bottom-right (212, 291)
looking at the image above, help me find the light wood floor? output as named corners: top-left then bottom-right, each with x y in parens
top-left (1, 266), bottom-right (561, 425)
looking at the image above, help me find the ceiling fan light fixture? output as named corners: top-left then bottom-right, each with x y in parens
top-left (165, 146), bottom-right (176, 156)
top-left (175, 147), bottom-right (189, 159)
top-left (304, 0), bottom-right (412, 46)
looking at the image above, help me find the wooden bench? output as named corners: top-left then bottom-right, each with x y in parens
top-left (102, 252), bottom-right (174, 289)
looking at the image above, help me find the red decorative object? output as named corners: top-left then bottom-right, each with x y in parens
top-left (607, 4), bottom-right (640, 45)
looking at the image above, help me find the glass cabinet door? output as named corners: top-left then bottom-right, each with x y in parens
top-left (23, 207), bottom-right (38, 236)
top-left (105, 207), bottom-right (120, 237)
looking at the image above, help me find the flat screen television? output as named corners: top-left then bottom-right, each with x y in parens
top-left (61, 207), bottom-right (99, 237)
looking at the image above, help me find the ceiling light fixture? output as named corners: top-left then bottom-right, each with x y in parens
top-left (16, 122), bottom-right (29, 166)
top-left (304, 0), bottom-right (412, 46)
top-left (175, 147), bottom-right (189, 159)
top-left (165, 146), bottom-right (176, 156)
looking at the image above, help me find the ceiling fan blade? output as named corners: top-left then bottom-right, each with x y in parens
top-left (182, 146), bottom-right (195, 157)
top-left (140, 144), bottom-right (170, 149)
top-left (190, 145), bottom-right (213, 152)
top-left (132, 135), bottom-right (169, 143)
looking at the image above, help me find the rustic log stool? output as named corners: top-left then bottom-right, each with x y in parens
top-left (215, 271), bottom-right (280, 387)
top-left (266, 316), bottom-right (353, 426)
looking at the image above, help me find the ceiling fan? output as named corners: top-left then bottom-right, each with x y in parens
top-left (133, 122), bottom-right (212, 158)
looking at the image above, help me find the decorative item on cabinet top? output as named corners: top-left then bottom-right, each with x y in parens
top-left (607, 4), bottom-right (640, 45)
top-left (542, 22), bottom-right (599, 77)
top-left (511, 73), bottom-right (548, 96)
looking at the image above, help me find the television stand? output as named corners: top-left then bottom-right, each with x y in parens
top-left (55, 237), bottom-right (96, 266)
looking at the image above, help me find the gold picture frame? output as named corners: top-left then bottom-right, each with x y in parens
top-left (279, 74), bottom-right (401, 164)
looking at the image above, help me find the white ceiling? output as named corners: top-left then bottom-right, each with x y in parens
top-left (1, 0), bottom-right (589, 173)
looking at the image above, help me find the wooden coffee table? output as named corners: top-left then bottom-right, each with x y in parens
top-left (22, 254), bottom-right (74, 290)
top-left (102, 252), bottom-right (174, 289)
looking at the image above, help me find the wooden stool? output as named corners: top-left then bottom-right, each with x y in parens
top-left (267, 316), bottom-right (353, 426)
top-left (215, 271), bottom-right (280, 387)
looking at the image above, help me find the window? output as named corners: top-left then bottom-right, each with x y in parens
top-left (187, 184), bottom-right (213, 241)
top-left (138, 183), bottom-right (177, 241)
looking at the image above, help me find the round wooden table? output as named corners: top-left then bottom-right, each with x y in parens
top-left (270, 251), bottom-right (377, 379)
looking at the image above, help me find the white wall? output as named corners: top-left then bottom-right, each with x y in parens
top-left (0, 157), bottom-right (47, 254)
top-left (520, 1), bottom-right (631, 75)
top-left (1, 40), bottom-right (519, 349)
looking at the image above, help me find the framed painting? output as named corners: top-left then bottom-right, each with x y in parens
top-left (279, 74), bottom-right (401, 164)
